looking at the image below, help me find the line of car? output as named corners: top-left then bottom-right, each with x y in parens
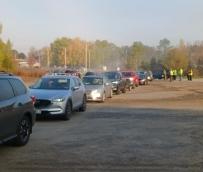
top-left (0, 70), bottom-right (153, 146)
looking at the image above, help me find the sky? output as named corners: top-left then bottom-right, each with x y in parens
top-left (0, 0), bottom-right (203, 54)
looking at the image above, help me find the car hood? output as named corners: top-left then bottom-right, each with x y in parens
top-left (85, 85), bottom-right (104, 91)
top-left (29, 89), bottom-right (70, 100)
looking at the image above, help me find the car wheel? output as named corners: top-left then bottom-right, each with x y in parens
top-left (116, 87), bottom-right (120, 95)
top-left (79, 95), bottom-right (87, 112)
top-left (101, 92), bottom-right (106, 102)
top-left (14, 115), bottom-right (31, 146)
top-left (122, 86), bottom-right (126, 93)
top-left (128, 86), bottom-right (132, 91)
top-left (63, 100), bottom-right (72, 120)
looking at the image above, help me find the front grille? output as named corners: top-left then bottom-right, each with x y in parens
top-left (34, 99), bottom-right (51, 108)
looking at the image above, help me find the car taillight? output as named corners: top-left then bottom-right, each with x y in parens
top-left (30, 96), bottom-right (36, 105)
top-left (129, 77), bottom-right (134, 81)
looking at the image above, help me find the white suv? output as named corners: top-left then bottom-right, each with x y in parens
top-left (29, 74), bottom-right (87, 120)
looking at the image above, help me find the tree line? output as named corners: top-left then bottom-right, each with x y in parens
top-left (1, 23), bottom-right (203, 76)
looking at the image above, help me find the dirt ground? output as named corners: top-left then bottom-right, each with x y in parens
top-left (0, 79), bottom-right (203, 172)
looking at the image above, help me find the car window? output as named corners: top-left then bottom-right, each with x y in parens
top-left (73, 78), bottom-right (80, 87)
top-left (31, 78), bottom-right (70, 90)
top-left (104, 72), bottom-right (117, 80)
top-left (83, 77), bottom-right (103, 85)
top-left (77, 78), bottom-right (83, 86)
top-left (9, 78), bottom-right (27, 96)
top-left (0, 79), bottom-right (15, 101)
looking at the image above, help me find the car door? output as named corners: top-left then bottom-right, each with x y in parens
top-left (103, 77), bottom-right (111, 97)
top-left (0, 79), bottom-right (16, 139)
top-left (70, 78), bottom-right (79, 109)
top-left (72, 77), bottom-right (83, 108)
top-left (76, 78), bottom-right (84, 105)
top-left (9, 78), bottom-right (29, 131)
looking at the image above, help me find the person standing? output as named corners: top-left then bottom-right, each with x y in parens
top-left (178, 68), bottom-right (183, 81)
top-left (170, 69), bottom-right (173, 82)
top-left (187, 68), bottom-right (193, 81)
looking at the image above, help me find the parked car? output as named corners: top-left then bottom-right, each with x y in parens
top-left (121, 71), bottom-right (139, 90)
top-left (84, 71), bottom-right (100, 76)
top-left (138, 73), bottom-right (149, 85)
top-left (103, 71), bottom-right (126, 94)
top-left (82, 75), bottom-right (112, 102)
top-left (0, 72), bottom-right (36, 146)
top-left (29, 74), bottom-right (86, 120)
top-left (152, 70), bottom-right (163, 79)
top-left (146, 70), bottom-right (153, 81)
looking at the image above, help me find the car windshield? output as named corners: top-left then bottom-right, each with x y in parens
top-left (139, 74), bottom-right (146, 79)
top-left (31, 78), bottom-right (70, 90)
top-left (83, 77), bottom-right (103, 85)
top-left (122, 72), bottom-right (133, 77)
top-left (104, 72), bottom-right (118, 80)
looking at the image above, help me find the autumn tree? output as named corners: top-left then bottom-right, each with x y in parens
top-left (0, 25), bottom-right (14, 71)
top-left (27, 47), bottom-right (39, 67)
top-left (164, 40), bottom-right (189, 70)
top-left (127, 42), bottom-right (145, 70)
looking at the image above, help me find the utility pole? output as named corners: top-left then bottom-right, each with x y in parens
top-left (47, 48), bottom-right (50, 68)
top-left (64, 47), bottom-right (67, 69)
top-left (88, 50), bottom-right (91, 69)
top-left (38, 51), bottom-right (41, 68)
top-left (85, 43), bottom-right (88, 71)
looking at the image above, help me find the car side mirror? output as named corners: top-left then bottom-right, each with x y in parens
top-left (72, 86), bottom-right (79, 91)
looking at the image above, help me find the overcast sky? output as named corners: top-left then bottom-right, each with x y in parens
top-left (0, 0), bottom-right (203, 53)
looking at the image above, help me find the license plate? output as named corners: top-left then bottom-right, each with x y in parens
top-left (36, 109), bottom-right (41, 114)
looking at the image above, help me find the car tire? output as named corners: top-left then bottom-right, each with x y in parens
top-left (101, 92), bottom-right (106, 102)
top-left (128, 86), bottom-right (132, 91)
top-left (79, 95), bottom-right (87, 112)
top-left (63, 100), bottom-right (72, 120)
top-left (122, 86), bottom-right (126, 93)
top-left (14, 115), bottom-right (31, 146)
top-left (116, 87), bottom-right (120, 95)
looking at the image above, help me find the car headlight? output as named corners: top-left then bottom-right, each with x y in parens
top-left (52, 98), bottom-right (65, 102)
top-left (91, 90), bottom-right (101, 97)
top-left (112, 81), bottom-right (118, 84)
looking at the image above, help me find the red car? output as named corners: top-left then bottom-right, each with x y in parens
top-left (121, 71), bottom-right (139, 90)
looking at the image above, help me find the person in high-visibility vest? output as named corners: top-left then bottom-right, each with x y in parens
top-left (187, 68), bottom-right (193, 81)
top-left (178, 68), bottom-right (183, 81)
top-left (170, 69), bottom-right (173, 82)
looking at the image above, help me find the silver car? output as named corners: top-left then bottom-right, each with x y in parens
top-left (82, 75), bottom-right (112, 102)
top-left (29, 74), bottom-right (86, 120)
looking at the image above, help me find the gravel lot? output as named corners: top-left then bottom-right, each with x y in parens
top-left (1, 79), bottom-right (203, 172)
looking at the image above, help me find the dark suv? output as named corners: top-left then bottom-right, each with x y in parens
top-left (104, 71), bottom-right (126, 94)
top-left (0, 72), bottom-right (36, 146)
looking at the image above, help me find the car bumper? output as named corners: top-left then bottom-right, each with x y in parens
top-left (87, 94), bottom-right (102, 101)
top-left (35, 107), bottom-right (65, 116)
top-left (112, 85), bottom-right (118, 91)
